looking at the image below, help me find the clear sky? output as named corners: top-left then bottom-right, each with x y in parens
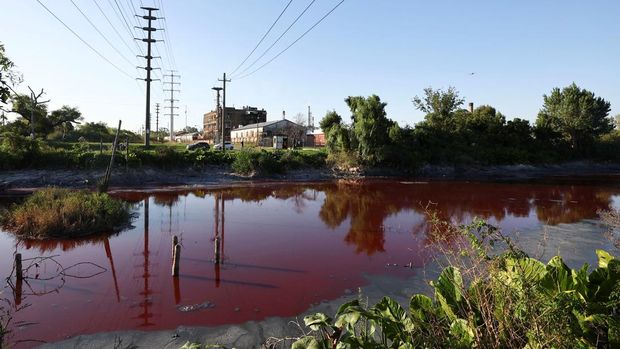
top-left (1, 0), bottom-right (618, 132)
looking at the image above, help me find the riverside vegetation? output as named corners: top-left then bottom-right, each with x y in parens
top-left (0, 188), bottom-right (132, 238)
top-left (3, 41), bottom-right (620, 176)
top-left (289, 219), bottom-right (620, 349)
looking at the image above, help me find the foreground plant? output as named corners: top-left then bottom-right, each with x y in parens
top-left (0, 188), bottom-right (132, 238)
top-left (293, 220), bottom-right (620, 349)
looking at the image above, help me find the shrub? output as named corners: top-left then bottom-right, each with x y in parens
top-left (292, 219), bottom-right (620, 349)
top-left (232, 149), bottom-right (283, 176)
top-left (0, 188), bottom-right (132, 238)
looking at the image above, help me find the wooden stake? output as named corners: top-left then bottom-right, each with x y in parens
top-left (100, 120), bottom-right (122, 192)
top-left (172, 235), bottom-right (178, 258)
top-left (214, 236), bottom-right (221, 265)
top-left (172, 244), bottom-right (181, 277)
top-left (15, 253), bottom-right (22, 280)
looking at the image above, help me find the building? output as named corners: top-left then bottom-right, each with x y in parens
top-left (230, 119), bottom-right (306, 147)
top-left (175, 132), bottom-right (199, 143)
top-left (203, 106), bottom-right (266, 144)
top-left (306, 129), bottom-right (325, 147)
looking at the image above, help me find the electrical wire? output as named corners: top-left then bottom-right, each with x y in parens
top-left (235, 0), bottom-right (345, 80)
top-left (232, 0), bottom-right (317, 79)
top-left (156, 0), bottom-right (178, 71)
top-left (109, 0), bottom-right (144, 55)
top-left (91, 0), bottom-right (137, 56)
top-left (34, 0), bottom-right (134, 79)
top-left (230, 0), bottom-right (295, 76)
top-left (69, 0), bottom-right (136, 67)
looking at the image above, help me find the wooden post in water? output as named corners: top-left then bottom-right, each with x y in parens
top-left (100, 138), bottom-right (103, 154)
top-left (100, 120), bottom-right (122, 192)
top-left (14, 253), bottom-right (22, 280)
top-left (172, 235), bottom-right (178, 258)
top-left (214, 236), bottom-right (221, 264)
top-left (172, 244), bottom-right (181, 277)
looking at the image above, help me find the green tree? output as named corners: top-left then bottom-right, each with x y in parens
top-left (0, 43), bottom-right (21, 105)
top-left (319, 110), bottom-right (342, 133)
top-left (10, 93), bottom-right (50, 136)
top-left (73, 121), bottom-right (111, 141)
top-left (412, 86), bottom-right (465, 129)
top-left (49, 106), bottom-right (83, 139)
top-left (346, 95), bottom-right (393, 165)
top-left (536, 83), bottom-right (613, 151)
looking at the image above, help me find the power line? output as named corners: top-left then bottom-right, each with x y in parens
top-left (156, 0), bottom-right (178, 70)
top-left (91, 0), bottom-right (137, 56)
top-left (230, 0), bottom-right (294, 76)
top-left (235, 0), bottom-right (345, 80)
top-left (34, 0), bottom-right (134, 79)
top-left (69, 0), bottom-right (135, 67)
top-left (232, 0), bottom-right (317, 79)
top-left (108, 0), bottom-right (144, 55)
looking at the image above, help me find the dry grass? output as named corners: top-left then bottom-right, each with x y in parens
top-left (0, 188), bottom-right (132, 239)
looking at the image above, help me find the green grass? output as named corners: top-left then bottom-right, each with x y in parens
top-left (0, 188), bottom-right (132, 239)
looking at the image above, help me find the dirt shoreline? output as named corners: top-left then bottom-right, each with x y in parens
top-left (2, 161), bottom-right (620, 194)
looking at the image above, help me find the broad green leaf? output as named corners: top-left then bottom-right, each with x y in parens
top-left (449, 318), bottom-right (475, 348)
top-left (541, 256), bottom-right (573, 294)
top-left (304, 313), bottom-right (332, 331)
top-left (596, 250), bottom-right (614, 268)
top-left (292, 336), bottom-right (323, 349)
top-left (409, 294), bottom-right (434, 322)
top-left (431, 266), bottom-right (463, 321)
top-left (335, 299), bottom-right (360, 317)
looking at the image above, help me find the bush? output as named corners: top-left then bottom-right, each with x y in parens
top-left (292, 219), bottom-right (620, 349)
top-left (0, 188), bottom-right (132, 238)
top-left (232, 149), bottom-right (282, 175)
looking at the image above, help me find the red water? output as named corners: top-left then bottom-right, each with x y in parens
top-left (1, 179), bottom-right (619, 347)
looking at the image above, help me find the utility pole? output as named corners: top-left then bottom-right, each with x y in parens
top-left (218, 73), bottom-right (231, 150)
top-left (155, 103), bottom-right (160, 141)
top-left (184, 105), bottom-right (188, 130)
top-left (136, 6), bottom-right (161, 148)
top-left (164, 71), bottom-right (180, 142)
top-left (211, 87), bottom-right (222, 144)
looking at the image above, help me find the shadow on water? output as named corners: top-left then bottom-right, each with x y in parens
top-left (1, 178), bottom-right (620, 347)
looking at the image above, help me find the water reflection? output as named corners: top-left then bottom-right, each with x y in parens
top-left (2, 179), bottom-right (619, 347)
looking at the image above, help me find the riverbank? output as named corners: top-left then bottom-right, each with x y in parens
top-left (2, 161), bottom-right (620, 194)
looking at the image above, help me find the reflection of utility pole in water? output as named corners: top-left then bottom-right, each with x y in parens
top-left (213, 192), bottom-right (225, 287)
top-left (135, 198), bottom-right (155, 327)
top-left (104, 238), bottom-right (120, 302)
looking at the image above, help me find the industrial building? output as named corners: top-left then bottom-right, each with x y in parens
top-left (230, 119), bottom-right (306, 148)
top-left (203, 106), bottom-right (266, 144)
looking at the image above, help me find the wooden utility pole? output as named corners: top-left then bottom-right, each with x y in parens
top-left (136, 6), bottom-right (161, 148)
top-left (218, 73), bottom-right (231, 150)
top-left (211, 87), bottom-right (222, 144)
top-left (100, 120), bottom-right (121, 192)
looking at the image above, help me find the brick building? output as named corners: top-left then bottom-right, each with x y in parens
top-left (203, 106), bottom-right (266, 143)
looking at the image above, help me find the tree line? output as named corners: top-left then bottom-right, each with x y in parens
top-left (321, 84), bottom-right (619, 169)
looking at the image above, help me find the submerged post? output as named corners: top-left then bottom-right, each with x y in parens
top-left (14, 253), bottom-right (22, 280)
top-left (172, 244), bottom-right (181, 277)
top-left (172, 235), bottom-right (178, 258)
top-left (214, 236), bottom-right (221, 265)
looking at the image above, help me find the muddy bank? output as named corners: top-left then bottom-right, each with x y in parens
top-left (1, 161), bottom-right (619, 193)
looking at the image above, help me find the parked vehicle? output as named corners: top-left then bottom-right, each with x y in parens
top-left (213, 142), bottom-right (234, 150)
top-left (186, 141), bottom-right (210, 151)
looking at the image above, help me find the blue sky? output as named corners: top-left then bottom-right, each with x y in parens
top-left (1, 0), bottom-right (618, 132)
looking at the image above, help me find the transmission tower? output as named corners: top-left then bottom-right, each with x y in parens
top-left (163, 71), bottom-right (180, 141)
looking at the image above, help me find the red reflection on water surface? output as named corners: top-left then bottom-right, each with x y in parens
top-left (1, 179), bottom-right (619, 347)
